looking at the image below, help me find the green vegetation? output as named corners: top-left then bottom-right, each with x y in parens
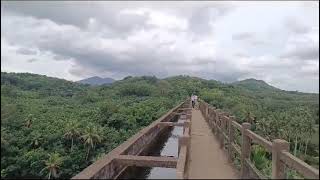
top-left (1, 72), bottom-right (319, 178)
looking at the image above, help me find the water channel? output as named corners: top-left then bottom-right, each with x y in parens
top-left (119, 116), bottom-right (185, 179)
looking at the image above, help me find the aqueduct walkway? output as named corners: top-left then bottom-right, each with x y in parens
top-left (187, 109), bottom-right (238, 178)
top-left (72, 99), bottom-right (319, 179)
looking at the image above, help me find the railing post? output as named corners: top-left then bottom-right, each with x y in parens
top-left (220, 115), bottom-right (226, 149)
top-left (207, 107), bottom-right (211, 127)
top-left (214, 109), bottom-right (219, 135)
top-left (222, 112), bottom-right (229, 131)
top-left (241, 122), bottom-right (251, 179)
top-left (213, 107), bottom-right (217, 132)
top-left (204, 104), bottom-right (206, 120)
top-left (272, 139), bottom-right (289, 179)
top-left (209, 108), bottom-right (214, 130)
top-left (228, 116), bottom-right (235, 162)
top-left (206, 104), bottom-right (209, 121)
top-left (201, 101), bottom-right (203, 113)
top-left (204, 103), bottom-right (208, 120)
top-left (215, 110), bottom-right (222, 146)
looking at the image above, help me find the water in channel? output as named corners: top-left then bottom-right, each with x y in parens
top-left (120, 117), bottom-right (185, 179)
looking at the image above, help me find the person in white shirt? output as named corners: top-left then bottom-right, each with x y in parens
top-left (191, 94), bottom-right (195, 108)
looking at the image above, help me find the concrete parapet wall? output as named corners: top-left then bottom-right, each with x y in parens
top-left (72, 100), bottom-right (189, 179)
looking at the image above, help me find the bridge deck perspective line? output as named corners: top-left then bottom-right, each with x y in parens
top-left (187, 109), bottom-right (239, 179)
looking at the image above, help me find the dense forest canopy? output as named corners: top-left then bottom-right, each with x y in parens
top-left (1, 72), bottom-right (319, 178)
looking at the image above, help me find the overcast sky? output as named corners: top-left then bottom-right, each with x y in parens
top-left (1, 1), bottom-right (319, 93)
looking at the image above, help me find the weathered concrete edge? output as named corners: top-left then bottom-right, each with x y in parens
top-left (72, 100), bottom-right (186, 179)
top-left (177, 118), bottom-right (191, 178)
top-left (176, 145), bottom-right (187, 179)
top-left (115, 155), bottom-right (178, 168)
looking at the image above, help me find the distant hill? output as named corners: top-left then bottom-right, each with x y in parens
top-left (231, 78), bottom-right (280, 92)
top-left (77, 76), bottom-right (115, 85)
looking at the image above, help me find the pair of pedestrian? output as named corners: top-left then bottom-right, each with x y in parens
top-left (191, 94), bottom-right (198, 109)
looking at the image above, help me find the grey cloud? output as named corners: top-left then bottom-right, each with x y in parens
top-left (188, 7), bottom-right (213, 35)
top-left (233, 52), bottom-right (249, 58)
top-left (269, 73), bottom-right (319, 93)
top-left (27, 58), bottom-right (38, 63)
top-left (3, 12), bottom-right (315, 89)
top-left (1, 1), bottom-right (318, 93)
top-left (1, 13), bottom-right (150, 77)
top-left (188, 4), bottom-right (234, 35)
top-left (34, 38), bottom-right (171, 79)
top-left (284, 17), bottom-right (311, 34)
top-left (2, 2), bottom-right (91, 27)
top-left (68, 66), bottom-right (86, 77)
top-left (53, 55), bottom-right (67, 61)
top-left (232, 32), bottom-right (255, 40)
top-left (179, 55), bottom-right (253, 82)
top-left (280, 17), bottom-right (318, 61)
top-left (251, 40), bottom-right (268, 46)
top-left (2, 1), bottom-right (150, 36)
top-left (191, 58), bottom-right (215, 65)
top-left (156, 42), bottom-right (175, 49)
top-left (281, 44), bottom-right (319, 60)
top-left (210, 71), bottom-right (249, 83)
top-left (232, 32), bottom-right (269, 47)
top-left (197, 59), bottom-right (251, 82)
top-left (16, 48), bottom-right (37, 55)
top-left (298, 69), bottom-right (319, 78)
top-left (2, 1), bottom-right (235, 39)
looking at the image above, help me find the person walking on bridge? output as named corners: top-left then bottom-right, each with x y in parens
top-left (191, 94), bottom-right (195, 108)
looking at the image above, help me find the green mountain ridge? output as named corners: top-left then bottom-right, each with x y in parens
top-left (232, 78), bottom-right (280, 91)
top-left (77, 76), bottom-right (115, 86)
top-left (2, 72), bottom-right (317, 95)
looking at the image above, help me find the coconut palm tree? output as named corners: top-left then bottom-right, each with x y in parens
top-left (64, 120), bottom-right (80, 151)
top-left (301, 114), bottom-right (315, 156)
top-left (30, 137), bottom-right (40, 148)
top-left (80, 125), bottom-right (102, 160)
top-left (157, 80), bottom-right (170, 95)
top-left (25, 114), bottom-right (33, 128)
top-left (1, 135), bottom-right (8, 154)
top-left (289, 107), bottom-right (309, 156)
top-left (30, 132), bottom-right (42, 148)
top-left (40, 153), bottom-right (63, 179)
